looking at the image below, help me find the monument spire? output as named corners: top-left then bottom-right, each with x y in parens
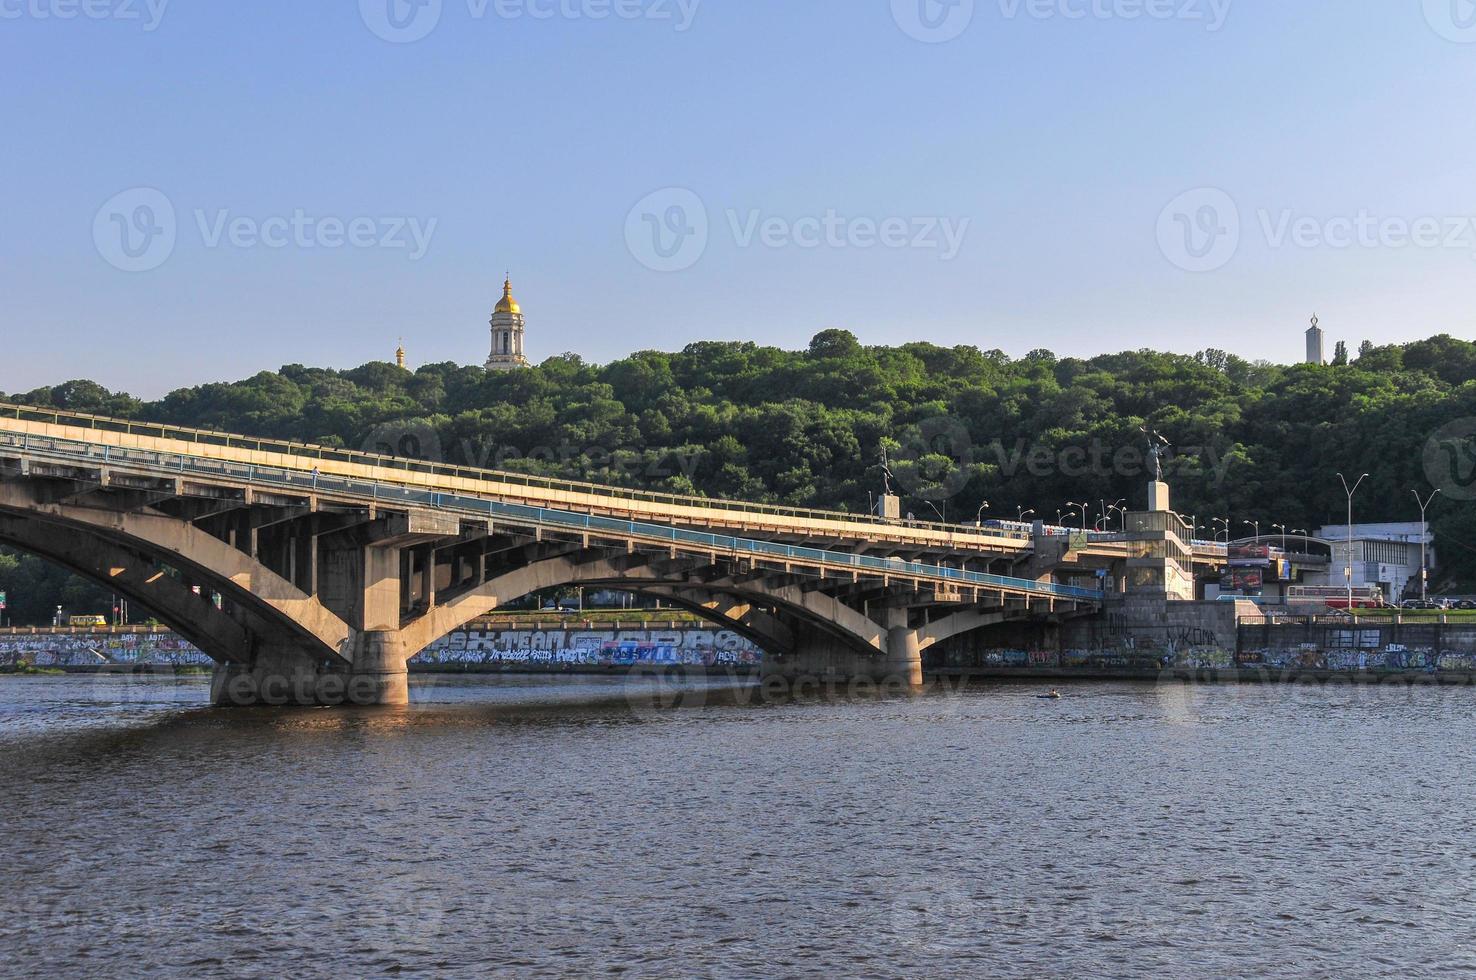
top-left (1305, 312), bottom-right (1325, 365)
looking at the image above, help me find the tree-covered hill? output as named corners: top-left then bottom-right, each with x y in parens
top-left (3, 330), bottom-right (1475, 623)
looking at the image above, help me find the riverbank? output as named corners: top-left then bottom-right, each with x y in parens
top-left (40, 661), bottom-right (1476, 687)
top-left (932, 666), bottom-right (1476, 685)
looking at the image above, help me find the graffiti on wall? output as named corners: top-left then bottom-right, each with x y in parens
top-left (0, 634), bottom-right (209, 667)
top-left (0, 627), bottom-right (765, 670)
top-left (416, 629), bottom-right (762, 668)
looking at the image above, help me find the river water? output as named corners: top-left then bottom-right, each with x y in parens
top-left (1, 672), bottom-right (1473, 978)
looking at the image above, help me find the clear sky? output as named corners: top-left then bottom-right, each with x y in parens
top-left (3, 0), bottom-right (1475, 396)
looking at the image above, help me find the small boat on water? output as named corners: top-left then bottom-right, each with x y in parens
top-left (1037, 689), bottom-right (1063, 700)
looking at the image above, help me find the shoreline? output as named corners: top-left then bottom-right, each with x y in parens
top-left (14, 662), bottom-right (1476, 687)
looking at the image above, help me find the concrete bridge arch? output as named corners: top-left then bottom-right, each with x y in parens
top-left (0, 436), bottom-right (1097, 706)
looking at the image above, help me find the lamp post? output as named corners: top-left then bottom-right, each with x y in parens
top-left (1412, 489), bottom-right (1440, 603)
top-left (1212, 517), bottom-right (1230, 544)
top-left (976, 501), bottom-right (990, 527)
top-left (1273, 523), bottom-right (1288, 554)
top-left (1067, 502), bottom-right (1089, 533)
top-left (1243, 519), bottom-right (1260, 541)
top-left (1017, 507), bottom-right (1035, 523)
top-left (1108, 504), bottom-right (1127, 532)
top-left (1338, 473), bottom-right (1370, 613)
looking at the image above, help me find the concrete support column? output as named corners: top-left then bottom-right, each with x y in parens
top-left (211, 633), bottom-right (411, 708)
top-left (761, 623), bottom-right (921, 692)
top-left (349, 631), bottom-right (411, 707)
top-left (885, 626), bottom-right (924, 691)
top-left (210, 646), bottom-right (326, 708)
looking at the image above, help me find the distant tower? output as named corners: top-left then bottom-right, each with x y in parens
top-left (1306, 314), bottom-right (1325, 365)
top-left (396, 340), bottom-right (406, 370)
top-left (486, 276), bottom-right (530, 371)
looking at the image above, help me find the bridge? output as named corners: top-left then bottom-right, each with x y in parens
top-left (0, 404), bottom-right (1218, 705)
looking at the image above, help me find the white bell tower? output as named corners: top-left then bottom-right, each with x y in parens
top-left (486, 276), bottom-right (530, 371)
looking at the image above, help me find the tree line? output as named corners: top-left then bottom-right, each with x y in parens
top-left (2, 330), bottom-right (1473, 623)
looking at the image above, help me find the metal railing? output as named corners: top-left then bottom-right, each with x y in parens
top-left (0, 430), bottom-right (1107, 604)
top-left (0, 402), bottom-right (1033, 544)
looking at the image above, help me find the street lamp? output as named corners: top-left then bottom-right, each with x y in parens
top-left (1067, 502), bottom-right (1089, 532)
top-left (1338, 473), bottom-right (1370, 613)
top-left (1212, 517), bottom-right (1230, 543)
top-left (1108, 503), bottom-right (1128, 532)
top-left (1272, 523), bottom-right (1288, 554)
top-left (924, 500), bottom-right (947, 524)
top-left (1017, 507), bottom-right (1035, 523)
top-left (1412, 489), bottom-right (1440, 603)
top-left (1243, 519), bottom-right (1260, 540)
top-left (976, 501), bottom-right (991, 527)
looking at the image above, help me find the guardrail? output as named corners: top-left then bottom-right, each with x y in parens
top-left (0, 625), bottom-right (174, 636)
top-left (0, 430), bottom-right (1107, 604)
top-left (0, 402), bottom-right (1033, 544)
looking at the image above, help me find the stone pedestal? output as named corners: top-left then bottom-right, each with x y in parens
top-left (1147, 480), bottom-right (1170, 513)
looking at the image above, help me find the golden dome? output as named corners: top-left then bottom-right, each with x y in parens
top-left (494, 276), bottom-right (520, 315)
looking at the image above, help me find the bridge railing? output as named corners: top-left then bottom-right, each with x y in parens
top-left (0, 402), bottom-right (1033, 543)
top-left (0, 429), bottom-right (1106, 604)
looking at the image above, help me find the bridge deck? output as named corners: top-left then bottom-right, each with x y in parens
top-left (0, 409), bottom-right (1108, 604)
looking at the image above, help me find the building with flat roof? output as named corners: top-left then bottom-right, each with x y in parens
top-left (1311, 521), bottom-right (1434, 601)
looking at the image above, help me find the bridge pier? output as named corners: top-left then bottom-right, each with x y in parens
top-left (210, 634), bottom-right (411, 708)
top-left (349, 632), bottom-right (411, 707)
top-left (886, 626), bottom-right (924, 690)
top-left (761, 625), bottom-right (923, 693)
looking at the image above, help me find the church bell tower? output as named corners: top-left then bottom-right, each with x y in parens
top-left (486, 276), bottom-right (530, 371)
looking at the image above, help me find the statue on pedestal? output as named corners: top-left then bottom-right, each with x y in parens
top-left (1142, 426), bottom-right (1171, 483)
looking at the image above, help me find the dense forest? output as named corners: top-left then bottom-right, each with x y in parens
top-left (3, 330), bottom-right (1474, 623)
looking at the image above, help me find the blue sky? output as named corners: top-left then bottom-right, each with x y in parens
top-left (3, 0), bottom-right (1475, 396)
